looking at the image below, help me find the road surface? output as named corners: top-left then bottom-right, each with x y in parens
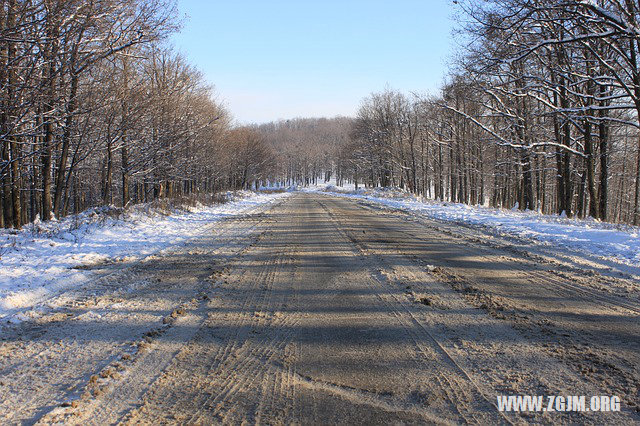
top-left (1, 193), bottom-right (638, 424)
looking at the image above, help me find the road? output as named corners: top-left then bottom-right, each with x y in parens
top-left (1, 193), bottom-right (638, 424)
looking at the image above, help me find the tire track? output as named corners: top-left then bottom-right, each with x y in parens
top-left (315, 197), bottom-right (510, 425)
top-left (20, 200), bottom-right (286, 425)
top-left (349, 195), bottom-right (640, 316)
top-left (318, 195), bottom-right (633, 422)
top-left (122, 198), bottom-right (303, 425)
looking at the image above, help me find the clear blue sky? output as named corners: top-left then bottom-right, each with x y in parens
top-left (171, 0), bottom-right (456, 124)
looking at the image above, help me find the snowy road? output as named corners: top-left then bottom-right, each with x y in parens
top-left (1, 193), bottom-right (639, 424)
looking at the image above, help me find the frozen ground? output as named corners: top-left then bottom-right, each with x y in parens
top-left (5, 182), bottom-right (640, 322)
top-left (3, 193), bottom-right (637, 424)
top-left (0, 191), bottom-right (291, 321)
top-left (302, 183), bottom-right (640, 270)
top-left (3, 181), bottom-right (638, 324)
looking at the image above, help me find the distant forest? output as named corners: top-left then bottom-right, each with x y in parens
top-left (2, 0), bottom-right (640, 227)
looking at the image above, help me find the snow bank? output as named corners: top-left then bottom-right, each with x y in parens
top-left (0, 191), bottom-right (290, 319)
top-left (309, 184), bottom-right (640, 267)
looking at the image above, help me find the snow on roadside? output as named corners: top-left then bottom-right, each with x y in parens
top-left (0, 191), bottom-right (290, 319)
top-left (306, 184), bottom-right (640, 267)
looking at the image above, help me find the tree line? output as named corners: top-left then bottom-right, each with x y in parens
top-left (338, 1), bottom-right (640, 225)
top-left (0, 0), bottom-right (275, 229)
top-left (254, 117), bottom-right (351, 187)
top-left (5, 0), bottom-right (640, 229)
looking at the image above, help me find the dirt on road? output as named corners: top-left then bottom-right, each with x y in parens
top-left (1, 193), bottom-right (638, 424)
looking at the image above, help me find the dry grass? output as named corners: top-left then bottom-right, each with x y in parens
top-left (146, 192), bottom-right (228, 215)
top-left (257, 188), bottom-right (287, 194)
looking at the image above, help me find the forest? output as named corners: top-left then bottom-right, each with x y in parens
top-left (0, 0), bottom-right (275, 229)
top-left (2, 0), bottom-right (640, 228)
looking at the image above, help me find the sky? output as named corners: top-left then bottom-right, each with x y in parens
top-left (171, 0), bottom-right (456, 124)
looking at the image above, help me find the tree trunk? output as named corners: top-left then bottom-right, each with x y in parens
top-left (103, 140), bottom-right (112, 205)
top-left (634, 132), bottom-right (640, 225)
top-left (122, 141), bottom-right (129, 207)
top-left (53, 72), bottom-right (79, 217)
top-left (598, 84), bottom-right (609, 221)
top-left (6, 0), bottom-right (21, 228)
top-left (584, 119), bottom-right (598, 218)
top-left (1, 144), bottom-right (11, 227)
top-left (521, 150), bottom-right (534, 210)
top-left (42, 20), bottom-right (58, 221)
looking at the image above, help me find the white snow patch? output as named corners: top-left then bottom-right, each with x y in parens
top-left (0, 191), bottom-right (290, 319)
